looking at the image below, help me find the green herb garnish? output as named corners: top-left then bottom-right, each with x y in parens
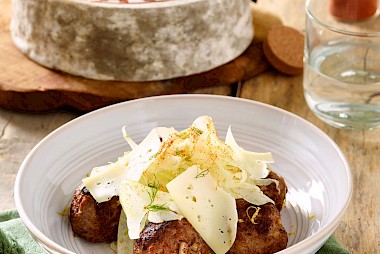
top-left (195, 169), bottom-right (209, 178)
top-left (145, 181), bottom-right (169, 212)
top-left (193, 127), bottom-right (203, 135)
top-left (146, 204), bottom-right (169, 212)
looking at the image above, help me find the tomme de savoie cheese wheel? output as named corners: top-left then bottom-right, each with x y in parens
top-left (10, 0), bottom-right (253, 82)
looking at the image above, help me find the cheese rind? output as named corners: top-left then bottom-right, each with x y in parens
top-left (11, 0), bottom-right (253, 82)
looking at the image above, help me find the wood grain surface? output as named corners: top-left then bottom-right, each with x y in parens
top-left (0, 0), bottom-right (379, 254)
top-left (241, 1), bottom-right (380, 253)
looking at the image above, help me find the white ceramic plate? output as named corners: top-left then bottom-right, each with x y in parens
top-left (15, 94), bottom-right (352, 254)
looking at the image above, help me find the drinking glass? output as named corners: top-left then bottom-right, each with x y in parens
top-left (304, 0), bottom-right (380, 130)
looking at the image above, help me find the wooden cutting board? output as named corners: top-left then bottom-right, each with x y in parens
top-left (0, 0), bottom-right (269, 112)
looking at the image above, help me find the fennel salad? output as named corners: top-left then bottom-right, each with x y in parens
top-left (81, 116), bottom-right (279, 254)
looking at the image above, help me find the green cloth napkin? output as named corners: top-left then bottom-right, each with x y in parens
top-left (0, 210), bottom-right (45, 254)
top-left (317, 235), bottom-right (351, 254)
top-left (0, 209), bottom-right (350, 254)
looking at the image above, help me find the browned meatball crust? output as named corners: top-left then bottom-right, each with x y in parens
top-left (261, 171), bottom-right (287, 211)
top-left (134, 219), bottom-right (213, 254)
top-left (69, 170), bottom-right (287, 253)
top-left (69, 184), bottom-right (122, 243)
top-left (134, 199), bottom-right (287, 254)
top-left (228, 200), bottom-right (288, 254)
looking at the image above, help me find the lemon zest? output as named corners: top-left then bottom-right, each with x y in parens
top-left (246, 206), bottom-right (261, 225)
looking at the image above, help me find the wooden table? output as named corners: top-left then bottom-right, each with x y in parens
top-left (0, 0), bottom-right (379, 253)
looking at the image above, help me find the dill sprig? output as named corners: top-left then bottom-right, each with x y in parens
top-left (178, 132), bottom-right (189, 139)
top-left (146, 204), bottom-right (169, 212)
top-left (145, 181), bottom-right (169, 212)
top-left (195, 169), bottom-right (209, 179)
top-left (147, 182), bottom-right (159, 203)
top-left (193, 127), bottom-right (203, 135)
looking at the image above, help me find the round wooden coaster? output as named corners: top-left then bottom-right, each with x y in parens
top-left (263, 25), bottom-right (304, 76)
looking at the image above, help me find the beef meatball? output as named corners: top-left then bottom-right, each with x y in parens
top-left (134, 219), bottom-right (213, 254)
top-left (228, 200), bottom-right (288, 254)
top-left (134, 199), bottom-right (287, 254)
top-left (69, 184), bottom-right (122, 243)
top-left (261, 171), bottom-right (287, 211)
top-left (69, 170), bottom-right (288, 253)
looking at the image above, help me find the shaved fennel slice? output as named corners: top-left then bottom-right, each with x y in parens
top-left (119, 180), bottom-right (183, 239)
top-left (225, 126), bottom-right (273, 180)
top-left (116, 210), bottom-right (134, 254)
top-left (83, 127), bottom-right (177, 202)
top-left (233, 186), bottom-right (274, 205)
top-left (140, 116), bottom-right (235, 189)
top-left (140, 116), bottom-right (275, 207)
top-left (122, 126), bottom-right (138, 150)
top-left (254, 178), bottom-right (280, 190)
